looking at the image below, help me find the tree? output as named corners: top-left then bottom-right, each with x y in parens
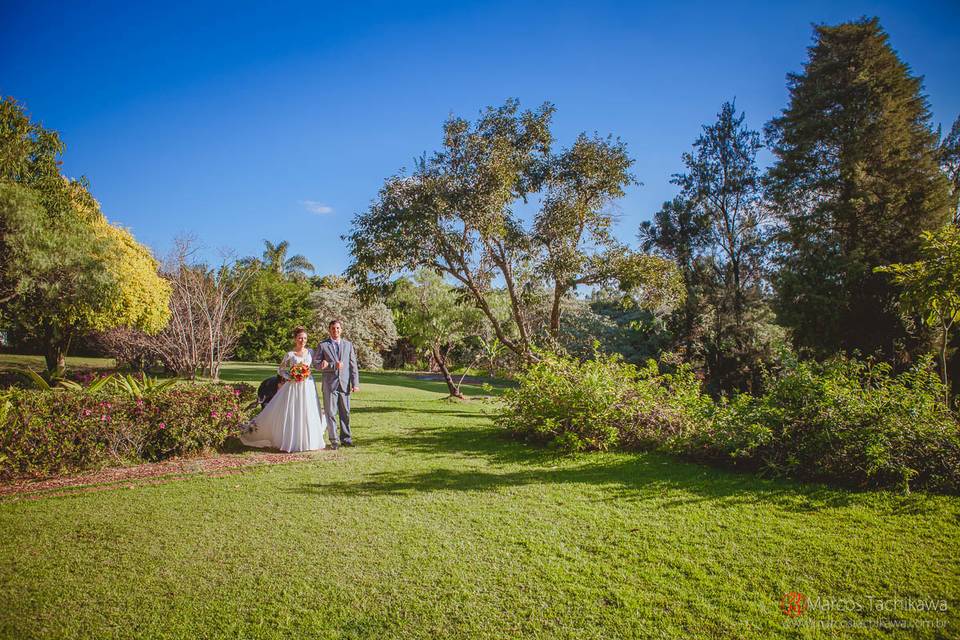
top-left (1, 182), bottom-right (171, 374)
top-left (124, 239), bottom-right (253, 379)
top-left (641, 103), bottom-right (777, 391)
top-left (0, 98), bottom-right (171, 375)
top-left (640, 196), bottom-right (710, 357)
top-left (677, 102), bottom-right (768, 330)
top-left (939, 115), bottom-right (960, 225)
top-left (876, 224), bottom-right (960, 403)
top-left (234, 268), bottom-right (315, 362)
top-left (0, 182), bottom-right (52, 305)
top-left (348, 99), bottom-right (673, 362)
top-left (310, 276), bottom-right (397, 369)
top-left (765, 18), bottom-right (952, 360)
top-left (255, 240), bottom-right (315, 277)
top-left (388, 270), bottom-right (484, 398)
top-left (0, 97), bottom-right (72, 221)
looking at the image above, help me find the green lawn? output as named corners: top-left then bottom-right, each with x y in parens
top-left (0, 353), bottom-right (116, 372)
top-left (1, 362), bottom-right (957, 639)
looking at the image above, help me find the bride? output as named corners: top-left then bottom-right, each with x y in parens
top-left (241, 326), bottom-right (326, 452)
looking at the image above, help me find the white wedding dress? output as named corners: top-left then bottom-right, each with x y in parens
top-left (241, 349), bottom-right (326, 452)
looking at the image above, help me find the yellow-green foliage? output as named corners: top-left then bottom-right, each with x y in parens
top-left (93, 219), bottom-right (171, 333)
top-left (67, 182), bottom-right (171, 334)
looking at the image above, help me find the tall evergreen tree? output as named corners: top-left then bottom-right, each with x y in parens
top-left (765, 18), bottom-right (952, 360)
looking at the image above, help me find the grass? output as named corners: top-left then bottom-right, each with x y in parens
top-left (0, 353), bottom-right (116, 372)
top-left (1, 362), bottom-right (958, 639)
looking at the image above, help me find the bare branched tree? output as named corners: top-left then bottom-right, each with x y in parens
top-left (97, 237), bottom-right (254, 379)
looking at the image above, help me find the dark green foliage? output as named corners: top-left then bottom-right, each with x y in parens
top-left (234, 269), bottom-right (315, 363)
top-left (641, 103), bottom-right (780, 393)
top-left (701, 356), bottom-right (960, 493)
top-left (0, 383), bottom-right (256, 479)
top-left (765, 17), bottom-right (952, 359)
top-left (499, 352), bottom-right (960, 492)
top-left (0, 97), bottom-right (71, 220)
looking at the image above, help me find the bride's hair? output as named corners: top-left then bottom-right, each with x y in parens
top-left (291, 326), bottom-right (308, 338)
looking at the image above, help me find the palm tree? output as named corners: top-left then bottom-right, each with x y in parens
top-left (261, 240), bottom-right (315, 277)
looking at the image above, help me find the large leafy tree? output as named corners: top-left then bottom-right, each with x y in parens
top-left (640, 195), bottom-right (710, 356)
top-left (765, 18), bottom-right (952, 359)
top-left (348, 99), bottom-right (675, 362)
top-left (2, 182), bottom-right (171, 374)
top-left (0, 99), bottom-right (170, 373)
top-left (233, 268), bottom-right (315, 363)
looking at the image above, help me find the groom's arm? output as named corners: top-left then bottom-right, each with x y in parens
top-left (315, 343), bottom-right (331, 370)
top-left (349, 342), bottom-right (359, 390)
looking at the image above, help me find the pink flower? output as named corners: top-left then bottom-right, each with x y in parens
top-left (83, 409), bottom-right (91, 416)
top-left (159, 422), bottom-right (166, 429)
top-left (101, 415), bottom-right (108, 421)
top-left (211, 411), bottom-right (219, 418)
top-left (233, 389), bottom-right (241, 396)
top-left (225, 412), bottom-right (233, 418)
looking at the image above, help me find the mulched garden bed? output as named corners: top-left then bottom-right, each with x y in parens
top-left (0, 450), bottom-right (327, 500)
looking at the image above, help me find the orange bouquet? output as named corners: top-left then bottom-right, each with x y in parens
top-left (288, 362), bottom-right (311, 382)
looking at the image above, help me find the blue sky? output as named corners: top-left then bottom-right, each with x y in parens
top-left (2, 1), bottom-right (958, 275)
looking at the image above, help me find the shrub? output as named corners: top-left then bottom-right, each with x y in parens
top-left (0, 382), bottom-right (256, 479)
top-left (497, 352), bottom-right (713, 452)
top-left (498, 352), bottom-right (960, 493)
top-left (699, 356), bottom-right (960, 493)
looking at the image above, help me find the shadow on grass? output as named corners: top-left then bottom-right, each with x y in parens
top-left (291, 455), bottom-right (953, 516)
top-left (289, 456), bottom-right (854, 513)
top-left (297, 418), bottom-right (953, 516)
top-left (359, 371), bottom-right (509, 397)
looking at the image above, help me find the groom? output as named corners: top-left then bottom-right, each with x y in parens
top-left (317, 319), bottom-right (359, 449)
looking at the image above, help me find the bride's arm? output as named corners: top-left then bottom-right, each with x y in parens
top-left (277, 352), bottom-right (293, 384)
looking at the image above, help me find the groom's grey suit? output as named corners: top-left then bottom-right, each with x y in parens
top-left (316, 337), bottom-right (359, 446)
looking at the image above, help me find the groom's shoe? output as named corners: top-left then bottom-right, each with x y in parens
top-left (330, 442), bottom-right (339, 450)
top-left (342, 440), bottom-right (354, 447)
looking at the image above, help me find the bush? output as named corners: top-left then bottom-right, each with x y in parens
top-left (0, 382), bottom-right (256, 479)
top-left (497, 352), bottom-right (713, 452)
top-left (498, 352), bottom-right (960, 493)
top-left (698, 356), bottom-right (960, 493)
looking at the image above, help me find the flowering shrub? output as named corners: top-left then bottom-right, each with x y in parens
top-left (0, 382), bottom-right (256, 479)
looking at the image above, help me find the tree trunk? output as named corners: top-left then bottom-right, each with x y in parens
top-left (549, 281), bottom-right (564, 339)
top-left (432, 344), bottom-right (464, 399)
top-left (942, 322), bottom-right (951, 406)
top-left (44, 343), bottom-right (66, 378)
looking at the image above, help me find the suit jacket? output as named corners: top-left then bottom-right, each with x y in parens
top-left (316, 337), bottom-right (359, 392)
